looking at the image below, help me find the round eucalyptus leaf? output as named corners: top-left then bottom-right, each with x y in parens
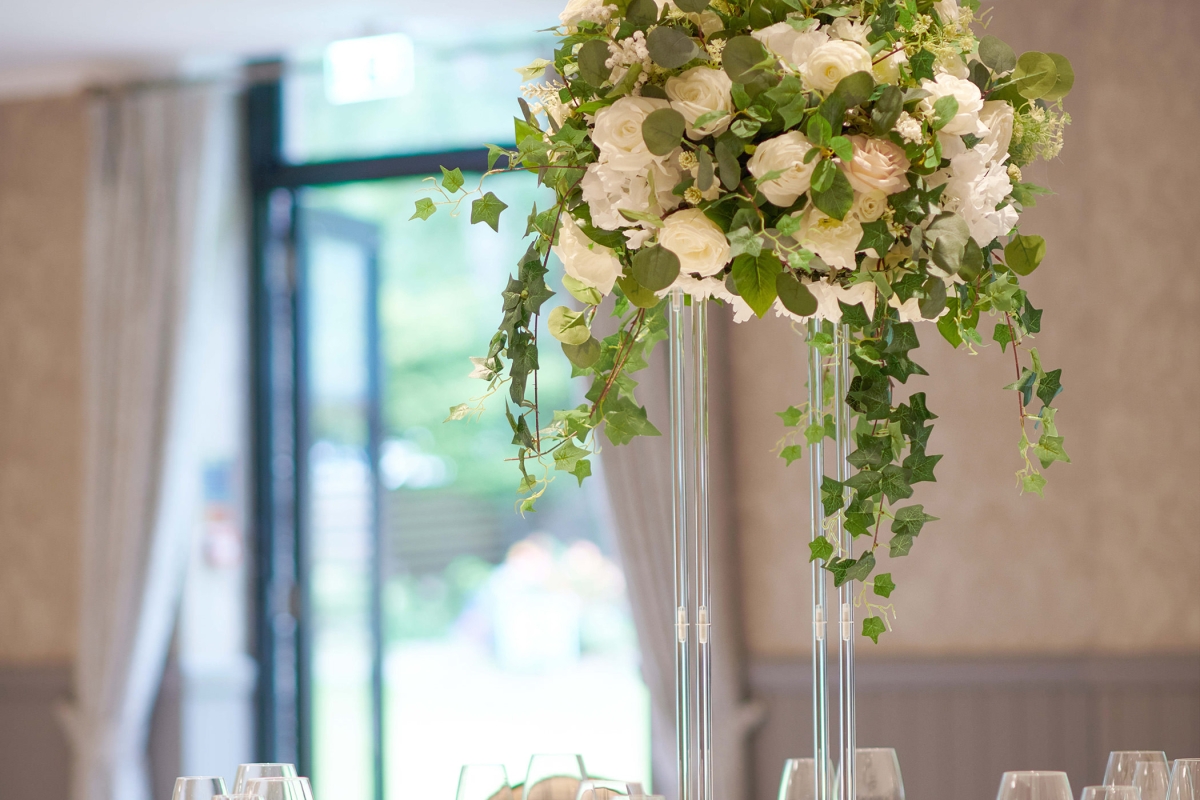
top-left (578, 39), bottom-right (613, 87)
top-left (722, 35), bottom-right (771, 84)
top-left (918, 277), bottom-right (947, 320)
top-left (959, 237), bottom-right (984, 282)
top-left (978, 35), bottom-right (1016, 74)
top-left (1042, 53), bottom-right (1075, 101)
top-left (642, 107), bottom-right (687, 156)
top-left (674, 0), bottom-right (710, 10)
top-left (562, 337), bottom-right (602, 369)
top-left (617, 275), bottom-right (665, 308)
top-left (1005, 234), bottom-right (1046, 276)
top-left (832, 70), bottom-right (875, 107)
top-left (639, 84), bottom-right (669, 100)
top-left (626, 0), bottom-right (659, 25)
top-left (632, 244), bottom-right (682, 292)
top-left (776, 272), bottom-right (818, 317)
top-left (646, 26), bottom-right (700, 69)
top-left (548, 305), bottom-right (592, 346)
top-left (1014, 51), bottom-right (1058, 100)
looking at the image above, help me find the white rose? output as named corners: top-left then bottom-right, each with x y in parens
top-left (796, 209), bottom-right (863, 271)
top-left (852, 190), bottom-right (888, 223)
top-left (919, 73), bottom-right (986, 136)
top-left (592, 96), bottom-right (673, 172)
top-left (831, 17), bottom-right (869, 45)
top-left (802, 40), bottom-right (872, 94)
top-left (559, 0), bottom-right (615, 30)
top-left (553, 215), bottom-right (624, 295)
top-left (934, 0), bottom-right (960, 25)
top-left (747, 132), bottom-right (818, 207)
top-left (936, 51), bottom-right (971, 80)
top-left (752, 22), bottom-right (829, 68)
top-left (978, 101), bottom-right (1014, 162)
top-left (873, 46), bottom-right (907, 85)
top-left (843, 134), bottom-right (911, 195)
top-left (659, 209), bottom-right (731, 278)
top-left (666, 67), bottom-right (734, 139)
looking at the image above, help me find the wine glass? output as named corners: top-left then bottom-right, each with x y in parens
top-left (1081, 787), bottom-right (1141, 800)
top-left (457, 764), bottom-right (515, 800)
top-left (234, 764), bottom-right (298, 794)
top-left (576, 779), bottom-right (641, 800)
top-left (173, 777), bottom-right (229, 800)
top-left (1134, 762), bottom-right (1172, 800)
top-left (243, 777), bottom-right (315, 800)
top-left (1167, 759), bottom-right (1200, 800)
top-left (833, 748), bottom-right (905, 800)
top-left (525, 754), bottom-right (587, 800)
top-left (779, 757), bottom-right (834, 800)
top-left (1106, 754), bottom-right (1170, 787)
top-left (996, 771), bottom-right (1073, 800)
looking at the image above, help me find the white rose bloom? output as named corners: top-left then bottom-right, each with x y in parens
top-left (934, 0), bottom-right (960, 25)
top-left (553, 215), bottom-right (624, 295)
top-left (802, 40), bottom-right (872, 94)
top-left (581, 160), bottom-right (682, 230)
top-left (592, 96), bottom-right (673, 173)
top-left (919, 73), bottom-right (986, 136)
top-left (747, 131), bottom-right (819, 207)
top-left (978, 101), bottom-right (1015, 161)
top-left (843, 134), bottom-right (911, 195)
top-left (936, 51), bottom-right (971, 80)
top-left (852, 190), bottom-right (888, 223)
top-left (873, 46), bottom-right (907, 84)
top-left (796, 209), bottom-right (864, 272)
top-left (933, 146), bottom-right (1019, 245)
top-left (659, 208), bottom-right (732, 277)
top-left (752, 22), bottom-right (829, 68)
top-left (559, 0), bottom-right (616, 30)
top-left (661, 273), bottom-right (754, 323)
top-left (831, 17), bottom-right (869, 45)
top-left (666, 66), bottom-right (734, 139)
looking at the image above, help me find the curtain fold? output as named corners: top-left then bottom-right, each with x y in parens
top-left (63, 83), bottom-right (232, 800)
top-left (603, 313), bottom-right (760, 800)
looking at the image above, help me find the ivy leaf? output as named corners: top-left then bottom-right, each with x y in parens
top-left (440, 166), bottom-right (465, 193)
top-left (777, 406), bottom-right (803, 427)
top-left (821, 476), bottom-right (846, 516)
top-left (839, 301), bottom-right (873, 329)
top-left (909, 49), bottom-right (936, 81)
top-left (873, 573), bottom-right (896, 598)
top-left (889, 533), bottom-right (914, 557)
top-left (732, 251), bottom-right (782, 317)
top-left (847, 437), bottom-right (887, 470)
top-left (858, 220), bottom-right (894, 256)
top-left (1004, 367), bottom-right (1038, 407)
top-left (1036, 368), bottom-right (1063, 407)
top-left (843, 550), bottom-right (876, 583)
top-left (880, 464), bottom-right (914, 503)
top-left (603, 396), bottom-right (662, 445)
top-left (781, 444), bottom-right (805, 465)
top-left (1021, 472), bottom-right (1047, 497)
top-left (845, 493), bottom-right (875, 537)
top-left (571, 458), bottom-right (593, 486)
top-left (471, 192), bottom-right (509, 232)
top-left (862, 616), bottom-right (886, 643)
top-left (728, 226), bottom-right (764, 259)
top-left (805, 420), bottom-right (826, 444)
top-left (1019, 298), bottom-right (1043, 334)
top-left (890, 504), bottom-right (938, 537)
top-left (845, 469), bottom-right (883, 498)
top-left (826, 556), bottom-right (852, 586)
top-left (411, 197), bottom-right (437, 220)
top-left (809, 535), bottom-right (835, 563)
top-left (1033, 434), bottom-right (1070, 468)
top-left (884, 322), bottom-right (919, 356)
top-left (553, 440), bottom-right (590, 473)
top-left (902, 449), bottom-right (942, 484)
top-left (993, 322), bottom-right (1013, 352)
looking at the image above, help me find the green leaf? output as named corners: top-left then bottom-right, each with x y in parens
top-left (931, 95), bottom-right (959, 131)
top-left (777, 406), bottom-right (803, 427)
top-left (858, 220), bottom-right (894, 256)
top-left (909, 49), bottom-right (936, 81)
top-left (1036, 368), bottom-right (1063, 407)
top-left (845, 469), bottom-right (883, 498)
top-left (715, 132), bottom-right (743, 190)
top-left (732, 251), bottom-right (782, 317)
top-left (616, 275), bottom-right (662, 309)
top-left (880, 464), bottom-right (914, 504)
top-left (1043, 53), bottom-right (1075, 101)
top-left (571, 458), bottom-right (593, 486)
top-left (1033, 434), bottom-right (1070, 468)
top-left (890, 504), bottom-right (938, 537)
top-left (805, 420), bottom-right (826, 444)
top-left (839, 301), bottom-right (872, 329)
top-left (578, 39), bottom-right (614, 86)
top-left (776, 272), bottom-right (818, 317)
top-left (440, 166), bottom-right (465, 193)
top-left (1005, 234), bottom-right (1046, 276)
top-left (806, 114), bottom-right (833, 147)
top-left (871, 85), bottom-right (904, 135)
top-left (873, 573), bottom-right (895, 598)
top-left (919, 277), bottom-right (946, 319)
top-left (821, 476), bottom-right (846, 517)
top-left (1005, 367), bottom-right (1038, 407)
top-left (548, 305), bottom-right (590, 346)
top-left (471, 192), bottom-right (508, 232)
top-left (937, 300), bottom-right (962, 348)
top-left (562, 274), bottom-right (603, 306)
top-left (722, 35), bottom-right (772, 84)
top-left (862, 616), bottom-right (886, 643)
top-left (553, 440), bottom-right (590, 473)
top-left (925, 212), bottom-right (970, 274)
top-left (831, 70), bottom-right (875, 107)
top-left (411, 197), bottom-right (437, 220)
top-left (1013, 51), bottom-right (1058, 100)
top-left (727, 226), bottom-right (763, 259)
top-left (646, 26), bottom-right (700, 69)
top-left (632, 244), bottom-right (682, 291)
top-left (603, 396), bottom-right (662, 445)
top-left (562, 337), bottom-right (602, 369)
top-left (902, 449), bottom-right (942, 484)
top-left (675, 0), bottom-right (710, 10)
top-left (811, 165), bottom-right (854, 221)
top-left (642, 107), bottom-right (687, 156)
top-left (829, 135), bottom-right (854, 163)
top-left (978, 35), bottom-right (1017, 74)
top-left (889, 533), bottom-right (913, 557)
top-left (843, 550), bottom-right (876, 583)
top-left (809, 536), bottom-right (835, 563)
top-left (697, 147), bottom-right (715, 191)
top-left (781, 444), bottom-right (805, 465)
top-left (1022, 472), bottom-right (1047, 497)
top-left (626, 0), bottom-right (659, 25)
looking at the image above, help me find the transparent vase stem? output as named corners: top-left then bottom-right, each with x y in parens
top-left (668, 290), bottom-right (692, 800)
top-left (834, 324), bottom-right (856, 800)
top-left (807, 319), bottom-right (831, 800)
top-left (691, 300), bottom-right (713, 800)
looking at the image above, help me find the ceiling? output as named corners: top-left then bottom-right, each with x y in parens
top-left (0, 0), bottom-right (563, 97)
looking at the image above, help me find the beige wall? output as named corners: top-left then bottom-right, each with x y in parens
top-left (0, 94), bottom-right (87, 664)
top-left (731, 0), bottom-right (1200, 658)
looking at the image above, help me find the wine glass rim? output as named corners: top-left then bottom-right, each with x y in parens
top-left (178, 776), bottom-right (227, 781)
top-left (239, 763), bottom-right (295, 768)
top-left (1112, 752), bottom-right (1168, 758)
top-left (1003, 771), bottom-right (1070, 777)
top-left (244, 777), bottom-right (310, 783)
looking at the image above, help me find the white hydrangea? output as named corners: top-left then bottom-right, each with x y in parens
top-left (580, 159), bottom-right (681, 230)
top-left (933, 141), bottom-right (1019, 245)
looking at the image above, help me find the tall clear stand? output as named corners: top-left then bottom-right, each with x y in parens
top-left (808, 322), bottom-right (855, 800)
top-left (667, 291), bottom-right (712, 800)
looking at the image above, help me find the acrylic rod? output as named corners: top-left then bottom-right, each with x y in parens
top-left (668, 289), bottom-right (692, 800)
top-left (808, 319), bottom-right (831, 800)
top-left (692, 300), bottom-right (713, 800)
top-left (834, 324), bottom-right (856, 800)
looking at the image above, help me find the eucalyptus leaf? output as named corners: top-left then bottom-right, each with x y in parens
top-left (626, 0), bottom-right (659, 26)
top-left (548, 305), bottom-right (591, 346)
top-left (632, 244), bottom-right (682, 291)
top-left (1043, 53), bottom-right (1075, 101)
top-left (1014, 51), bottom-right (1058, 100)
top-left (871, 85), bottom-right (903, 135)
top-left (722, 36), bottom-right (771, 84)
top-left (810, 164), bottom-right (854, 221)
top-left (617, 275), bottom-right (663, 308)
top-left (647, 26), bottom-right (700, 69)
top-left (978, 35), bottom-right (1017, 74)
top-left (578, 39), bottom-right (613, 86)
top-left (919, 277), bottom-right (947, 319)
top-left (562, 337), bottom-right (602, 369)
top-left (642, 107), bottom-right (687, 156)
top-left (1005, 234), bottom-right (1046, 276)
top-left (674, 0), bottom-right (710, 10)
top-left (776, 272), bottom-right (818, 317)
top-left (931, 95), bottom-right (959, 131)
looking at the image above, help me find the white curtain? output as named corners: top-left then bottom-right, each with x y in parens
top-left (603, 318), bottom-right (762, 800)
top-left (63, 83), bottom-right (238, 800)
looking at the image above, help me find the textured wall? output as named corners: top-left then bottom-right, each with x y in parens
top-left (729, 0), bottom-right (1200, 658)
top-left (0, 94), bottom-right (87, 664)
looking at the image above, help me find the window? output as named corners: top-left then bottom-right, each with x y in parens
top-left (250, 34), bottom-right (652, 800)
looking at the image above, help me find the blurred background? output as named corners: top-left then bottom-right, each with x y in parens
top-left (0, 3), bottom-right (1195, 800)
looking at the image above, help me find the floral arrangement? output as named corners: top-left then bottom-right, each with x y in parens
top-left (415, 0), bottom-right (1073, 642)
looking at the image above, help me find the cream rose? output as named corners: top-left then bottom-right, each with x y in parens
top-left (919, 73), bottom-right (986, 137)
top-left (978, 100), bottom-right (1015, 161)
top-left (852, 190), bottom-right (888, 223)
top-left (803, 40), bottom-right (872, 94)
top-left (659, 209), bottom-right (731, 278)
top-left (559, 0), bottom-right (615, 30)
top-left (796, 209), bottom-right (864, 271)
top-left (873, 46), bottom-right (907, 84)
top-left (843, 134), bottom-right (911, 195)
top-left (666, 67), bottom-right (734, 139)
top-left (592, 96), bottom-right (673, 172)
top-left (747, 132), bottom-right (818, 208)
top-left (752, 22), bottom-right (829, 68)
top-left (553, 215), bottom-right (624, 295)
